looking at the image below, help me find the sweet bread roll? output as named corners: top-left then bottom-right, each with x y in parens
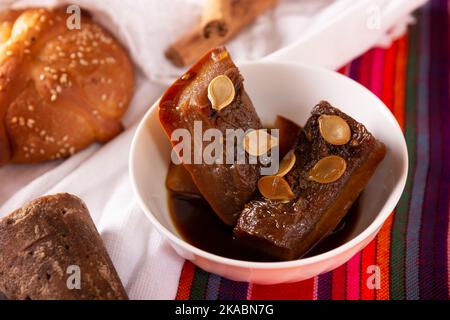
top-left (0, 193), bottom-right (128, 300)
top-left (0, 8), bottom-right (134, 165)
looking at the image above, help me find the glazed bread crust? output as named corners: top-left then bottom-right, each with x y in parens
top-left (0, 8), bottom-right (134, 165)
top-left (0, 193), bottom-right (128, 300)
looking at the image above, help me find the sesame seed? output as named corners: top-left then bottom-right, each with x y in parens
top-left (40, 74), bottom-right (45, 81)
top-left (19, 117), bottom-right (25, 126)
top-left (28, 105), bottom-right (34, 112)
top-left (60, 73), bottom-right (68, 84)
top-left (27, 119), bottom-right (35, 128)
top-left (50, 94), bottom-right (57, 102)
top-left (80, 59), bottom-right (88, 66)
top-left (62, 135), bottom-right (69, 141)
top-left (40, 149), bottom-right (45, 154)
top-left (40, 130), bottom-right (46, 136)
top-left (11, 117), bottom-right (18, 124)
top-left (5, 50), bottom-right (13, 56)
top-left (101, 94), bottom-right (107, 101)
top-left (24, 49), bottom-right (31, 54)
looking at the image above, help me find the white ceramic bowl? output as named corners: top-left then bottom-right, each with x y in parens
top-left (129, 62), bottom-right (408, 285)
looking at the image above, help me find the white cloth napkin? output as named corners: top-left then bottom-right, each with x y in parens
top-left (0, 0), bottom-right (426, 299)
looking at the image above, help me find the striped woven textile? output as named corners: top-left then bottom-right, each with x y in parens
top-left (175, 0), bottom-right (450, 300)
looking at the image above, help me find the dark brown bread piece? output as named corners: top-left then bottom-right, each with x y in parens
top-left (234, 101), bottom-right (386, 260)
top-left (0, 193), bottom-right (128, 300)
top-left (160, 47), bottom-right (262, 226)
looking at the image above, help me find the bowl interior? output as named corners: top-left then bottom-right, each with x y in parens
top-left (130, 62), bottom-right (407, 262)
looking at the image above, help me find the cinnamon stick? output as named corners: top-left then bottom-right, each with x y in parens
top-left (166, 0), bottom-right (279, 67)
top-left (202, 0), bottom-right (231, 38)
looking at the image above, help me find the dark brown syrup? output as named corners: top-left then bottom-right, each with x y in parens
top-left (169, 191), bottom-right (361, 262)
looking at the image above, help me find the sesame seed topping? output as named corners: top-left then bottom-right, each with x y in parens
top-left (50, 94), bottom-right (57, 102)
top-left (60, 73), bottom-right (68, 84)
top-left (5, 50), bottom-right (13, 56)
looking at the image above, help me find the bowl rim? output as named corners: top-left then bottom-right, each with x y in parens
top-left (129, 61), bottom-right (408, 269)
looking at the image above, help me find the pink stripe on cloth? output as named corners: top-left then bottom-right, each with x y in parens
top-left (246, 283), bottom-right (253, 300)
top-left (346, 253), bottom-right (362, 300)
top-left (313, 276), bottom-right (319, 300)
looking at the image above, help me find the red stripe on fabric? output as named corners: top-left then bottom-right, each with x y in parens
top-left (331, 263), bottom-right (347, 300)
top-left (376, 213), bottom-right (394, 300)
top-left (373, 38), bottom-right (399, 301)
top-left (175, 261), bottom-right (196, 300)
top-left (250, 278), bottom-right (315, 300)
top-left (358, 49), bottom-right (374, 88)
top-left (360, 240), bottom-right (377, 300)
